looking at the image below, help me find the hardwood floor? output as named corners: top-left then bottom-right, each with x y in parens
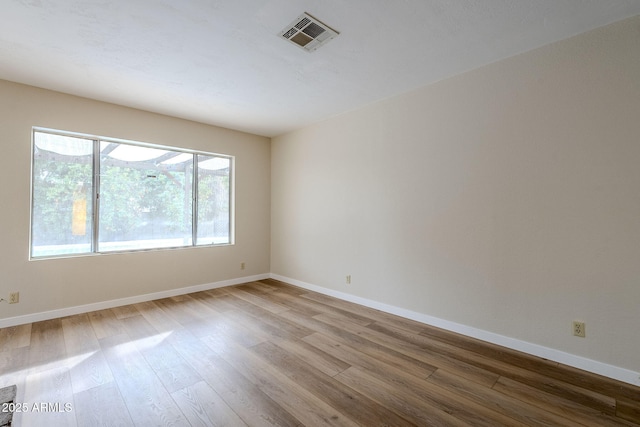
top-left (1, 279), bottom-right (639, 426)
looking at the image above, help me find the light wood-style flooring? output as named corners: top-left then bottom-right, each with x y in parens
top-left (1, 279), bottom-right (639, 426)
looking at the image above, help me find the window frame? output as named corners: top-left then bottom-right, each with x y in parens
top-left (29, 127), bottom-right (234, 260)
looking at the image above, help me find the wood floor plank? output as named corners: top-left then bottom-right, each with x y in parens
top-left (428, 369), bottom-right (584, 427)
top-left (493, 376), bottom-right (637, 427)
top-left (259, 290), bottom-right (326, 317)
top-left (317, 312), bottom-right (500, 387)
top-left (251, 340), bottom-right (416, 427)
top-left (28, 318), bottom-right (66, 365)
top-left (110, 304), bottom-right (140, 320)
top-left (0, 323), bottom-right (32, 352)
top-left (618, 398), bottom-right (640, 425)
top-left (536, 363), bottom-right (640, 413)
top-left (152, 297), bottom-right (202, 326)
top-left (416, 320), bottom-right (640, 415)
top-left (173, 294), bottom-right (221, 319)
top-left (370, 320), bottom-right (616, 414)
top-left (142, 342), bottom-right (202, 393)
top-left (200, 355), bottom-right (302, 426)
top-left (66, 351), bottom-right (114, 396)
top-left (0, 346), bottom-right (30, 376)
top-left (206, 337), bottom-right (360, 427)
top-left (414, 321), bottom-right (560, 371)
top-left (191, 291), bottom-right (239, 313)
top-left (100, 334), bottom-right (190, 427)
top-left (260, 280), bottom-right (309, 297)
top-left (152, 295), bottom-right (217, 327)
top-left (187, 314), bottom-right (268, 348)
top-left (155, 361), bottom-right (203, 394)
top-left (141, 340), bottom-right (190, 372)
top-left (302, 332), bottom-right (430, 388)
top-left (365, 310), bottom-right (433, 334)
top-left (302, 331), bottom-right (533, 426)
top-left (204, 286), bottom-right (233, 296)
top-left (164, 328), bottom-right (217, 373)
top-left (274, 291), bottom-right (375, 326)
top-left (88, 309), bottom-right (124, 340)
top-left (223, 306), bottom-right (314, 341)
top-left (62, 314), bottom-right (100, 354)
top-left (222, 293), bottom-right (316, 339)
top-left (269, 336), bottom-right (351, 378)
top-left (281, 309), bottom-right (438, 379)
top-left (335, 365), bottom-right (470, 426)
top-left (344, 361), bottom-right (525, 426)
top-left (73, 382), bottom-right (134, 427)
top-left (133, 300), bottom-right (183, 333)
top-left (167, 328), bottom-right (301, 426)
top-left (119, 314), bottom-right (161, 343)
top-left (61, 313), bottom-right (115, 394)
top-left (171, 381), bottom-right (248, 427)
top-left (218, 309), bottom-right (291, 344)
top-left (21, 366), bottom-right (76, 427)
top-left (238, 281), bottom-right (279, 294)
top-left (301, 291), bottom-right (397, 323)
top-left (225, 287), bottom-right (290, 314)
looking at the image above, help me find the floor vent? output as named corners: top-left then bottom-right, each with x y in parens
top-left (279, 13), bottom-right (339, 52)
top-left (0, 385), bottom-right (16, 427)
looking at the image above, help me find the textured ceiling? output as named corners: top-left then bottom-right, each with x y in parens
top-left (2, 1), bottom-right (639, 137)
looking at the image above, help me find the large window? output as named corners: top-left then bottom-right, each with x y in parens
top-left (31, 129), bottom-right (232, 258)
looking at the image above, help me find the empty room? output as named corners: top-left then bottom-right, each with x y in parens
top-left (1, 1), bottom-right (640, 426)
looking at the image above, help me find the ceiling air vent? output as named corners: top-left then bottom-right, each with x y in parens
top-left (279, 13), bottom-right (339, 52)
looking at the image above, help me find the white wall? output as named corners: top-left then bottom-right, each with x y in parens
top-left (0, 80), bottom-right (271, 322)
top-left (272, 16), bottom-right (640, 374)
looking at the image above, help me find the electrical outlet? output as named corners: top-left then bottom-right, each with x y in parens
top-left (240, 262), bottom-right (245, 270)
top-left (346, 275), bottom-right (351, 284)
top-left (9, 292), bottom-right (19, 304)
top-left (573, 321), bottom-right (585, 338)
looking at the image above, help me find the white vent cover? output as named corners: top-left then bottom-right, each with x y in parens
top-left (279, 13), bottom-right (339, 52)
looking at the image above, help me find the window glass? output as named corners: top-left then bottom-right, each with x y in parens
top-left (98, 142), bottom-right (194, 252)
top-left (197, 155), bottom-right (231, 245)
top-left (31, 132), bottom-right (93, 257)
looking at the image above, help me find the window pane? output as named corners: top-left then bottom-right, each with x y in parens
top-left (197, 155), bottom-right (230, 245)
top-left (31, 132), bottom-right (93, 257)
top-left (98, 142), bottom-right (193, 252)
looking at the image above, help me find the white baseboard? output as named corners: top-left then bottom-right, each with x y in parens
top-left (0, 273), bottom-right (270, 329)
top-left (270, 274), bottom-right (640, 387)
